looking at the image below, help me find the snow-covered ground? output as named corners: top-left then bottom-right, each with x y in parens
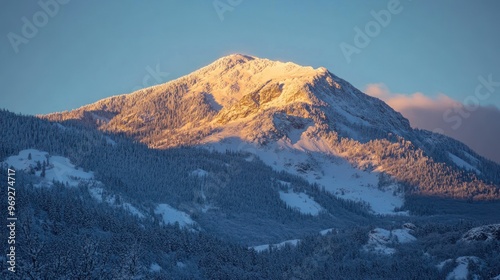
top-left (2, 149), bottom-right (94, 187)
top-left (437, 256), bottom-right (484, 280)
top-left (363, 227), bottom-right (416, 255)
top-left (279, 190), bottom-right (322, 216)
top-left (88, 187), bottom-right (107, 202)
top-left (448, 152), bottom-right (480, 174)
top-left (105, 136), bottom-right (117, 146)
top-left (436, 259), bottom-right (453, 271)
top-left (190, 168), bottom-right (218, 213)
top-left (3, 149), bottom-right (147, 219)
top-left (122, 203), bottom-right (146, 219)
top-left (191, 168), bottom-right (208, 177)
top-left (319, 228), bottom-right (335, 236)
top-left (460, 224), bottom-right (500, 242)
top-left (149, 263), bottom-right (162, 272)
top-left (88, 186), bottom-right (145, 219)
top-left (154, 203), bottom-right (195, 228)
top-left (250, 239), bottom-right (300, 253)
top-left (251, 228), bottom-right (337, 253)
top-left (205, 139), bottom-right (406, 215)
top-left (447, 259), bottom-right (469, 280)
top-left (276, 180), bottom-right (291, 187)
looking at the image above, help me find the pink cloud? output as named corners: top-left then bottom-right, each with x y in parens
top-left (365, 83), bottom-right (500, 164)
top-left (365, 83), bottom-right (459, 111)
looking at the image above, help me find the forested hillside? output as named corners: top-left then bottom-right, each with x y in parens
top-left (2, 109), bottom-right (500, 278)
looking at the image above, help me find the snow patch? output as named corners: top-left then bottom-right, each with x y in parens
top-left (440, 256), bottom-right (484, 280)
top-left (319, 228), bottom-right (336, 236)
top-left (88, 186), bottom-right (145, 218)
top-left (89, 187), bottom-right (105, 202)
top-left (3, 150), bottom-right (146, 220)
top-left (176, 262), bottom-right (186, 269)
top-left (154, 204), bottom-right (195, 228)
top-left (250, 239), bottom-right (300, 253)
top-left (91, 113), bottom-right (111, 123)
top-left (436, 259), bottom-right (453, 271)
top-left (461, 224), bottom-right (500, 242)
top-left (391, 228), bottom-right (418, 243)
top-left (279, 190), bottom-right (322, 216)
top-left (204, 140), bottom-right (405, 215)
top-left (122, 203), bottom-right (145, 219)
top-left (55, 123), bottom-right (66, 130)
top-left (149, 263), bottom-right (162, 272)
top-left (462, 151), bottom-right (479, 165)
top-left (363, 227), bottom-right (416, 255)
top-left (191, 168), bottom-right (208, 177)
top-left (448, 152), bottom-right (480, 174)
top-left (105, 136), bottom-right (117, 146)
top-left (276, 180), bottom-right (291, 187)
top-left (2, 149), bottom-right (94, 187)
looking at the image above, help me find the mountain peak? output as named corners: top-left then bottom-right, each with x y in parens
top-left (45, 55), bottom-right (409, 138)
top-left (200, 53), bottom-right (259, 73)
top-left (217, 53), bottom-right (257, 63)
top-left (195, 54), bottom-right (327, 84)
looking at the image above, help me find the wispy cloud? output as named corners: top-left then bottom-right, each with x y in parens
top-left (365, 83), bottom-right (500, 164)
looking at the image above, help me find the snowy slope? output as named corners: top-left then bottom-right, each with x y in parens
top-left (363, 226), bottom-right (416, 255)
top-left (2, 149), bottom-right (93, 187)
top-left (460, 224), bottom-right (500, 242)
top-left (279, 190), bottom-right (322, 216)
top-left (437, 256), bottom-right (485, 280)
top-left (2, 149), bottom-right (147, 219)
top-left (250, 239), bottom-right (301, 253)
top-left (206, 139), bottom-right (406, 215)
top-left (89, 186), bottom-right (146, 219)
top-left (154, 203), bottom-right (195, 228)
top-left (319, 228), bottom-right (336, 236)
top-left (191, 168), bottom-right (208, 177)
top-left (448, 152), bottom-right (481, 174)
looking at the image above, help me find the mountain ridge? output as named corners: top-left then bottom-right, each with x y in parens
top-left (44, 54), bottom-right (412, 144)
top-left (43, 55), bottom-right (500, 207)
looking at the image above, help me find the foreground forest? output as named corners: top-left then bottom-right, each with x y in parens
top-left (1, 110), bottom-right (499, 279)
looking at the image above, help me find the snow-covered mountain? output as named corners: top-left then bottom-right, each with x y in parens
top-left (3, 54), bottom-right (499, 279)
top-left (44, 54), bottom-right (410, 143)
top-left (44, 54), bottom-right (500, 213)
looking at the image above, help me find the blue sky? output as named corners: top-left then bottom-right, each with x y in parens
top-left (0, 0), bottom-right (500, 114)
top-left (1, 0), bottom-right (499, 115)
top-left (1, 0), bottom-right (499, 162)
